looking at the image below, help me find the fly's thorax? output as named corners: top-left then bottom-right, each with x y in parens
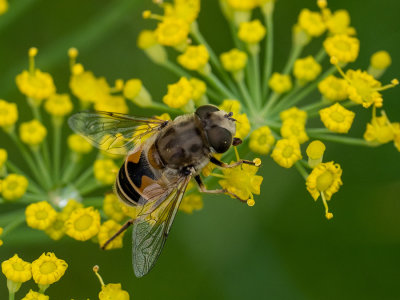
top-left (155, 114), bottom-right (210, 170)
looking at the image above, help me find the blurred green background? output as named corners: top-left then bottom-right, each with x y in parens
top-left (1, 0), bottom-right (400, 299)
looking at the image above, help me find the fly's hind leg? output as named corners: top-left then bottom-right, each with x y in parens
top-left (209, 156), bottom-right (261, 169)
top-left (101, 219), bottom-right (134, 250)
top-left (194, 175), bottom-right (247, 203)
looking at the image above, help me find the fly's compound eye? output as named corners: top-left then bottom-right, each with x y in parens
top-left (195, 105), bottom-right (220, 120)
top-left (207, 127), bottom-right (232, 153)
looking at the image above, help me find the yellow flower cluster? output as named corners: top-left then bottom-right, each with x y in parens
top-left (0, 99), bottom-right (18, 129)
top-left (238, 19), bottom-right (266, 45)
top-left (271, 138), bottom-right (302, 168)
top-left (220, 48), bottom-right (248, 73)
top-left (163, 77), bottom-right (193, 109)
top-left (364, 114), bottom-right (399, 148)
top-left (298, 9), bottom-right (326, 37)
top-left (67, 134), bottom-right (93, 154)
top-left (44, 93), bottom-right (73, 117)
top-left (94, 159), bottom-right (118, 185)
top-left (1, 174), bottom-right (29, 201)
top-left (269, 73), bottom-right (292, 94)
top-left (324, 34), bottom-right (359, 63)
top-left (180, 194), bottom-right (203, 214)
top-left (318, 75), bottom-right (348, 101)
top-left (25, 201), bottom-right (57, 230)
top-left (19, 120), bottom-right (47, 146)
top-left (293, 56), bottom-right (321, 83)
top-left (65, 206), bottom-right (101, 241)
top-left (249, 126), bottom-right (275, 155)
top-left (319, 103), bottom-right (355, 134)
top-left (178, 44), bottom-right (210, 72)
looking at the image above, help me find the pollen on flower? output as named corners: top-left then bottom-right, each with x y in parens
top-left (280, 119), bottom-right (309, 144)
top-left (1, 254), bottom-right (32, 283)
top-left (1, 173), bottom-right (29, 201)
top-left (271, 138), bottom-right (302, 168)
top-left (319, 102), bottom-right (355, 134)
top-left (19, 119), bottom-right (47, 146)
top-left (163, 77), bottom-right (193, 109)
top-left (164, 0), bottom-right (200, 24)
top-left (98, 220), bottom-right (125, 250)
top-left (0, 99), bottom-right (18, 129)
top-left (238, 19), bottom-right (266, 44)
top-left (293, 56), bottom-right (322, 83)
top-left (25, 201), bottom-right (57, 230)
top-left (45, 213), bottom-right (66, 241)
top-left (31, 252), bottom-right (68, 285)
top-left (44, 93), bottom-right (73, 117)
top-left (155, 17), bottom-right (190, 47)
top-left (220, 48), bottom-right (248, 73)
top-left (325, 10), bottom-right (355, 36)
top-left (103, 193), bottom-right (126, 223)
top-left (65, 207), bottom-right (101, 241)
top-left (177, 44), bottom-right (210, 72)
top-left (94, 159), bottom-right (118, 185)
top-left (318, 75), bottom-right (349, 101)
top-left (280, 107), bottom-right (307, 124)
top-left (363, 115), bottom-right (395, 144)
top-left (16, 67), bottom-right (56, 103)
top-left (99, 283), bottom-right (130, 300)
top-left (268, 73), bottom-right (292, 94)
top-left (70, 69), bottom-right (110, 105)
top-left (189, 78), bottom-right (207, 103)
top-left (298, 9), bottom-right (326, 37)
top-left (324, 34), bottom-right (360, 63)
top-left (95, 95), bottom-right (128, 114)
top-left (21, 290), bottom-right (49, 300)
top-left (249, 126), bottom-right (275, 155)
top-left (68, 134), bottom-right (93, 154)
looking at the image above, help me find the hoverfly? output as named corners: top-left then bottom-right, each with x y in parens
top-left (68, 105), bottom-right (259, 277)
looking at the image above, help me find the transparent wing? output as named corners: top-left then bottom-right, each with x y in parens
top-left (68, 111), bottom-right (168, 154)
top-left (132, 175), bottom-right (191, 277)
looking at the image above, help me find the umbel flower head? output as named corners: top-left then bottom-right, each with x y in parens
top-left (31, 252), bottom-right (68, 285)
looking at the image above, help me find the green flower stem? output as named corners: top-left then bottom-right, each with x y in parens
top-left (282, 44), bottom-right (304, 75)
top-left (262, 9), bottom-right (274, 98)
top-left (22, 193), bottom-right (48, 202)
top-left (61, 154), bottom-right (81, 183)
top-left (315, 48), bottom-right (327, 63)
top-left (145, 102), bottom-right (182, 115)
top-left (2, 213), bottom-right (26, 237)
top-left (190, 24), bottom-right (239, 95)
top-left (8, 131), bottom-right (46, 189)
top-left (307, 128), bottom-right (330, 134)
top-left (299, 159), bottom-right (312, 170)
top-left (301, 99), bottom-right (326, 112)
top-left (264, 119), bottom-right (281, 131)
top-left (205, 72), bottom-right (237, 100)
top-left (261, 92), bottom-right (280, 116)
top-left (295, 161), bottom-right (309, 180)
top-left (265, 85), bottom-right (302, 117)
top-left (79, 180), bottom-right (102, 196)
top-left (250, 52), bottom-right (262, 109)
top-left (9, 292), bottom-right (14, 300)
top-left (269, 66), bottom-right (337, 117)
top-left (237, 79), bottom-right (258, 116)
top-left (73, 166), bottom-right (94, 189)
top-left (5, 161), bottom-right (45, 195)
top-left (308, 132), bottom-right (380, 147)
top-left (31, 148), bottom-right (52, 189)
top-left (82, 196), bottom-right (104, 208)
top-left (342, 100), bottom-right (358, 109)
top-left (0, 209), bottom-right (24, 227)
top-left (53, 120), bottom-right (62, 182)
top-left (228, 21), bottom-right (244, 51)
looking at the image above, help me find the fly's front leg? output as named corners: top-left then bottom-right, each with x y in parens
top-left (101, 219), bottom-right (134, 250)
top-left (209, 156), bottom-right (261, 169)
top-left (194, 175), bottom-right (247, 203)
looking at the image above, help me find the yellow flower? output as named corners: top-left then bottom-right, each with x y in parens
top-left (65, 207), bottom-right (101, 241)
top-left (16, 70), bottom-right (56, 102)
top-left (280, 119), bottom-right (309, 144)
top-left (271, 138), bottom-right (302, 168)
top-left (123, 78), bottom-right (142, 99)
top-left (293, 56), bottom-right (322, 83)
top-left (0, 99), bottom-right (18, 129)
top-left (306, 161), bottom-right (343, 219)
top-left (137, 30), bottom-right (168, 65)
top-left (218, 163), bottom-right (263, 204)
top-left (45, 213), bottom-right (65, 241)
top-left (44, 93), bottom-right (73, 117)
top-left (306, 140), bottom-right (326, 168)
top-left (325, 9), bottom-right (355, 35)
top-left (94, 95), bottom-right (128, 114)
top-left (202, 153), bottom-right (222, 177)
top-left (238, 19), bottom-right (266, 44)
top-left (318, 75), bottom-right (348, 101)
top-left (0, 0), bottom-right (9, 15)
top-left (249, 126), bottom-right (275, 155)
top-left (298, 9), bottom-right (326, 37)
top-left (103, 193), bottom-right (126, 223)
top-left (1, 174), bottom-right (29, 201)
top-left (235, 113), bottom-right (251, 139)
top-left (370, 51), bottom-right (392, 70)
top-left (324, 34), bottom-right (360, 63)
top-left (137, 30), bottom-right (157, 49)
top-left (180, 194), bottom-right (203, 214)
top-left (98, 220), bottom-right (125, 250)
top-left (163, 77), bottom-right (193, 109)
top-left (1, 254), bottom-right (32, 283)
top-left (21, 290), bottom-right (49, 300)
top-left (94, 159), bottom-right (118, 185)
top-left (0, 227), bottom-right (3, 247)
top-left (19, 120), bottom-right (47, 146)
top-left (227, 0), bottom-right (257, 11)
top-left (280, 107), bottom-right (307, 124)
top-left (155, 17), bottom-right (189, 47)
top-left (60, 199), bottom-right (84, 220)
top-left (177, 45), bottom-right (210, 72)
top-left (345, 69), bottom-right (384, 108)
top-left (189, 78), bottom-right (207, 102)
top-left (70, 69), bottom-right (110, 104)
top-left (364, 115), bottom-right (395, 144)
top-left (99, 283), bottom-right (130, 300)
top-left (220, 49), bottom-right (248, 72)
top-left (0, 148), bottom-right (7, 169)
top-left (25, 201), bottom-right (57, 230)
top-left (319, 103), bottom-right (355, 134)
top-left (164, 0), bottom-right (200, 24)
top-left (67, 134), bottom-right (93, 154)
top-left (31, 252), bottom-right (68, 285)
top-left (219, 99), bottom-right (241, 115)
top-left (268, 73), bottom-right (292, 94)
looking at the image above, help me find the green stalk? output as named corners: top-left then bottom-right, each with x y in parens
top-left (79, 180), bottom-right (102, 196)
top-left (265, 85), bottom-right (302, 117)
top-left (308, 133), bottom-right (379, 147)
top-left (295, 162), bottom-right (309, 180)
top-left (262, 9), bottom-right (274, 99)
top-left (73, 166), bottom-right (94, 189)
top-left (5, 161), bottom-right (45, 195)
top-left (9, 292), bottom-right (14, 300)
top-left (53, 119), bottom-right (62, 182)
top-left (205, 72), bottom-right (237, 100)
top-left (22, 193), bottom-right (48, 202)
top-left (261, 92), bottom-right (280, 116)
top-left (250, 52), bottom-right (262, 109)
top-left (61, 153), bottom-right (81, 183)
top-left (0, 209), bottom-right (25, 227)
top-left (32, 148), bottom-right (52, 189)
top-left (237, 79), bottom-right (257, 116)
top-left (315, 48), bottom-right (327, 63)
top-left (2, 214), bottom-right (26, 237)
top-left (282, 44), bottom-right (304, 75)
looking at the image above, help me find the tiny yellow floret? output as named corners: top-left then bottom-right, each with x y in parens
top-left (44, 93), bottom-right (73, 117)
top-left (0, 99), bottom-right (18, 129)
top-left (155, 17), bottom-right (189, 47)
top-left (25, 201), bottom-right (57, 230)
top-left (235, 113), bottom-right (251, 139)
top-left (227, 0), bottom-right (257, 11)
top-left (19, 120), bottom-right (47, 146)
top-left (306, 140), bottom-right (326, 168)
top-left (364, 115), bottom-right (395, 144)
top-left (67, 134), bottom-right (93, 154)
top-left (319, 103), bottom-right (355, 133)
top-left (177, 44), bottom-right (209, 72)
top-left (269, 73), bottom-right (292, 94)
top-left (280, 119), bottom-right (309, 144)
top-left (318, 75), bottom-right (349, 101)
top-left (370, 51), bottom-right (392, 70)
top-left (293, 56), bottom-right (321, 83)
top-left (163, 77), bottom-right (193, 109)
top-left (16, 70), bottom-right (56, 102)
top-left (94, 159), bottom-right (118, 185)
top-left (1, 174), bottom-right (29, 201)
top-left (65, 207), bottom-right (101, 241)
top-left (189, 78), bottom-right (207, 101)
top-left (98, 220), bottom-right (125, 250)
top-left (249, 126), bottom-right (275, 155)
top-left (31, 252), bottom-right (68, 285)
top-left (219, 99), bottom-right (241, 115)
top-left (298, 9), bottom-right (326, 37)
top-left (103, 193), bottom-right (126, 223)
top-left (21, 290), bottom-right (49, 300)
top-left (220, 49), bottom-right (248, 72)
top-left (271, 138), bottom-right (302, 168)
top-left (280, 107), bottom-right (307, 124)
top-left (180, 194), bottom-right (203, 214)
top-left (1, 254), bottom-right (32, 283)
top-left (238, 19), bottom-right (266, 44)
top-left (99, 283), bottom-right (130, 300)
top-left (324, 34), bottom-right (360, 63)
